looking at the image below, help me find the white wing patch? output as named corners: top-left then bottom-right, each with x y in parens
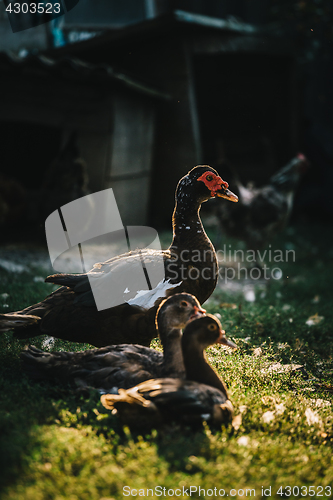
top-left (127, 279), bottom-right (182, 309)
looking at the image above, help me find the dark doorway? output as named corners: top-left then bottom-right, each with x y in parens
top-left (0, 122), bottom-right (62, 189)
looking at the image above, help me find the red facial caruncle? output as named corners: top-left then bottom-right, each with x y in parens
top-left (296, 152), bottom-right (309, 173)
top-left (197, 172), bottom-right (229, 197)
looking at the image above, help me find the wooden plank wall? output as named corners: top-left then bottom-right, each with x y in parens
top-left (0, 70), bottom-right (156, 225)
top-left (104, 91), bottom-right (155, 226)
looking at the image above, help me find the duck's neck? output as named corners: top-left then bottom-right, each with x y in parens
top-left (160, 328), bottom-right (185, 378)
top-left (170, 200), bottom-right (215, 260)
top-left (158, 314), bottom-right (185, 378)
top-left (168, 200), bottom-right (218, 304)
top-left (182, 343), bottom-right (229, 396)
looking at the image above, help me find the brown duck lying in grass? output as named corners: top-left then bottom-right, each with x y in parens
top-left (101, 315), bottom-right (236, 430)
top-left (1, 166), bottom-right (237, 347)
top-left (21, 294), bottom-right (209, 391)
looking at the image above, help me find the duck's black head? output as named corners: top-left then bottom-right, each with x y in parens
top-left (155, 293), bottom-right (206, 334)
top-left (176, 165), bottom-right (238, 206)
top-left (182, 314), bottom-right (237, 351)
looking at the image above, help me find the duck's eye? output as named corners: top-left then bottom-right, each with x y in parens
top-left (180, 300), bottom-right (189, 307)
top-left (208, 323), bottom-right (217, 331)
top-left (206, 175), bottom-right (213, 181)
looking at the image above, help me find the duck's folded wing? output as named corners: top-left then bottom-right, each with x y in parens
top-left (72, 347), bottom-right (163, 390)
top-left (21, 344), bottom-right (163, 390)
top-left (139, 379), bottom-right (233, 423)
top-left (101, 378), bottom-right (233, 427)
top-left (45, 249), bottom-right (176, 309)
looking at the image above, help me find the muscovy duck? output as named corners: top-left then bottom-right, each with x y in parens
top-left (21, 294), bottom-right (211, 390)
top-left (1, 166), bottom-right (237, 347)
top-left (101, 314), bottom-right (236, 429)
top-left (216, 154), bottom-right (308, 250)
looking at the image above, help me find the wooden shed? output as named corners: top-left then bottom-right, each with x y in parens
top-left (0, 53), bottom-right (170, 227)
top-left (49, 10), bottom-right (299, 227)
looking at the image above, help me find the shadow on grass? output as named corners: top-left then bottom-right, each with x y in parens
top-left (0, 342), bottom-right (216, 494)
top-left (0, 356), bottom-right (56, 491)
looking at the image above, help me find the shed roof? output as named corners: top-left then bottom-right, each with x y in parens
top-left (60, 9), bottom-right (258, 35)
top-left (46, 9), bottom-right (291, 63)
top-left (0, 52), bottom-right (171, 100)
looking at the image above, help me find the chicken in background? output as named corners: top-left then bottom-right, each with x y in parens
top-left (215, 154), bottom-right (309, 250)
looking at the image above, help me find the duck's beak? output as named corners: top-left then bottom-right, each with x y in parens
top-left (189, 305), bottom-right (206, 321)
top-left (216, 188), bottom-right (238, 202)
top-left (217, 329), bottom-right (237, 349)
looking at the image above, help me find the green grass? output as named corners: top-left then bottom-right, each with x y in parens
top-left (0, 222), bottom-right (333, 500)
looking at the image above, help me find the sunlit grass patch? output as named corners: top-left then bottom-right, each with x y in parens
top-left (0, 222), bottom-right (332, 499)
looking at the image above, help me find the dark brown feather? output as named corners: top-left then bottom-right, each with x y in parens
top-left (20, 294), bottom-right (202, 390)
top-left (100, 315), bottom-right (235, 430)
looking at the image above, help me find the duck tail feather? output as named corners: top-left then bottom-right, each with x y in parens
top-left (0, 313), bottom-right (40, 333)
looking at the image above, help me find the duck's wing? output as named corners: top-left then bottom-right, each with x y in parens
top-left (45, 248), bottom-right (179, 310)
top-left (6, 250), bottom-right (178, 345)
top-left (101, 379), bottom-right (233, 428)
top-left (15, 287), bottom-right (157, 346)
top-left (73, 345), bottom-right (163, 391)
top-left (100, 378), bottom-right (183, 428)
top-left (139, 380), bottom-right (232, 423)
top-left (21, 344), bottom-right (163, 391)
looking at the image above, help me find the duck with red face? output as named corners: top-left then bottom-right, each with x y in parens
top-left (1, 165), bottom-right (237, 348)
top-left (197, 169), bottom-right (239, 201)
